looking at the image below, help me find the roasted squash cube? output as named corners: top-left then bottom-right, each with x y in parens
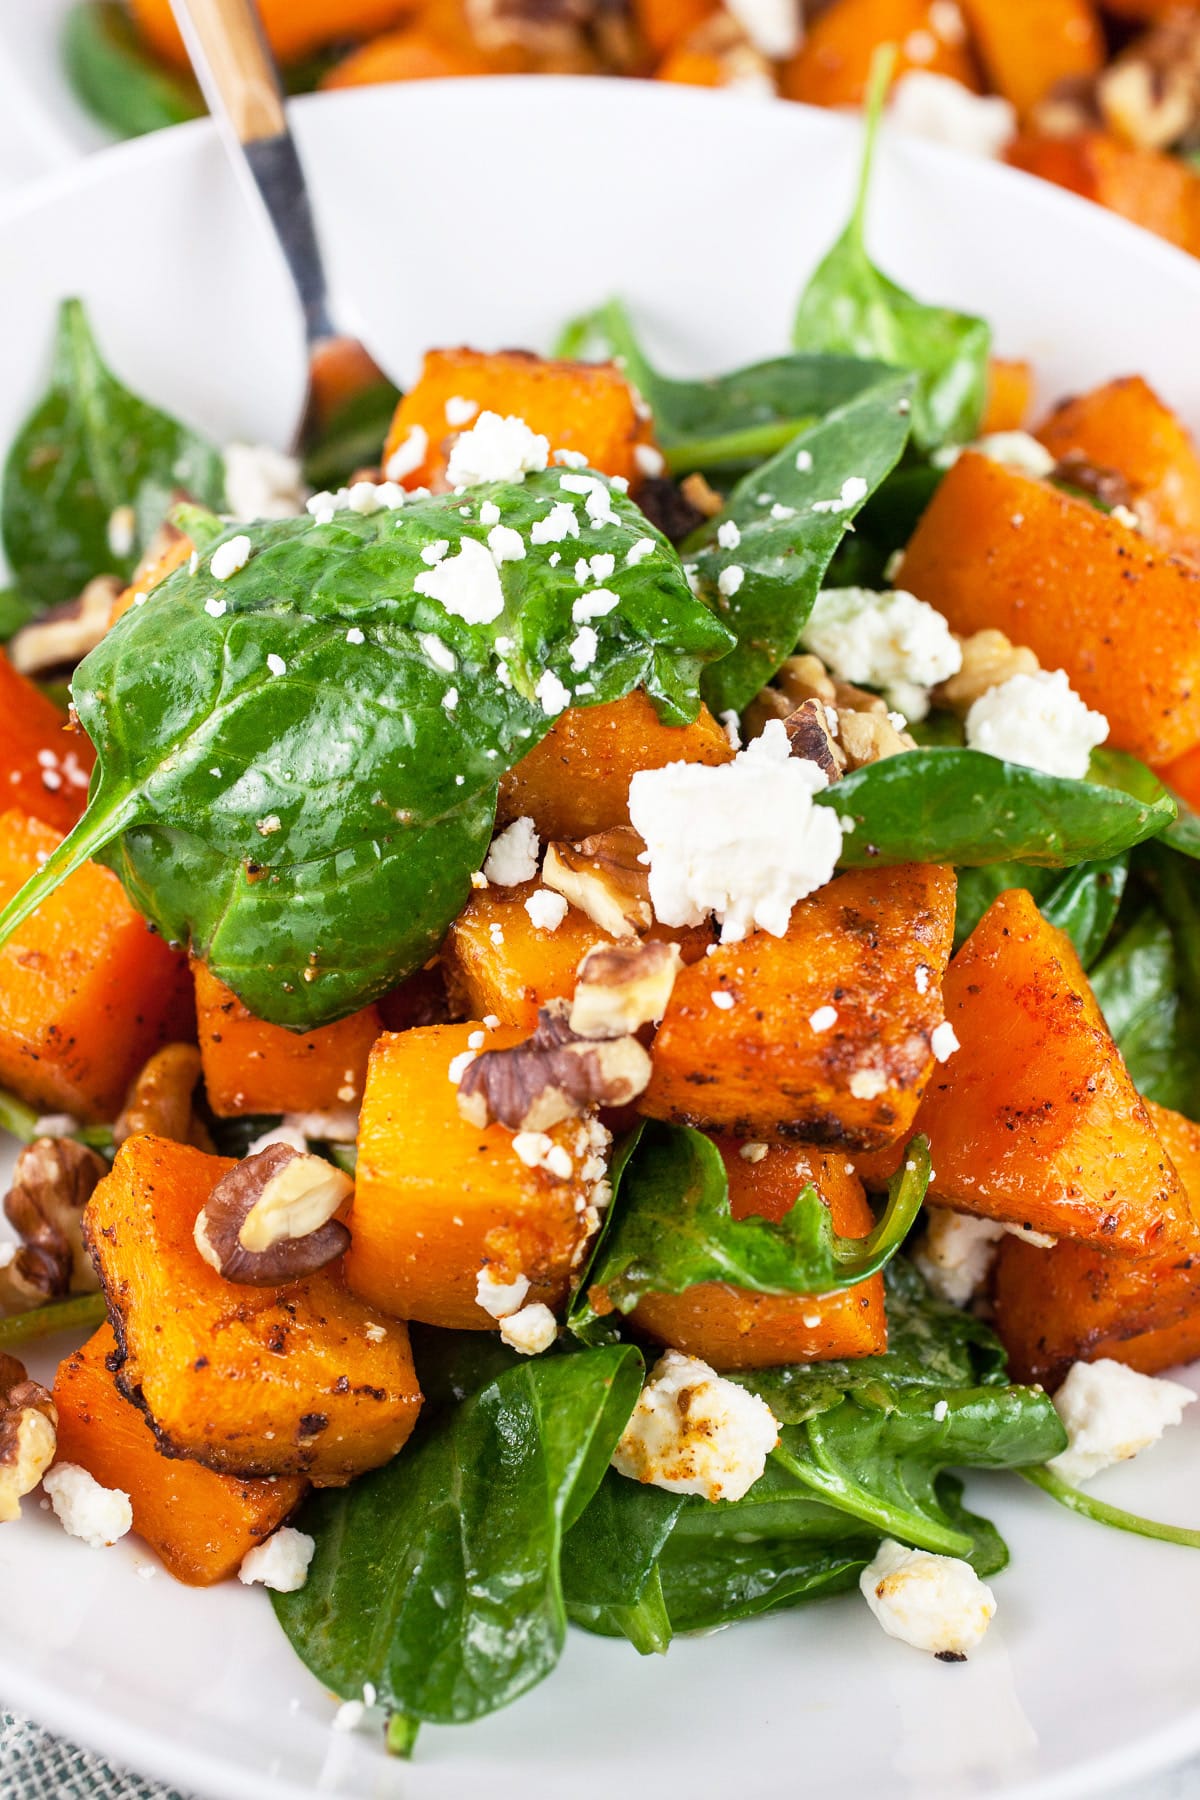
top-left (1007, 131), bottom-right (1200, 258)
top-left (192, 961), bottom-right (381, 1117)
top-left (130, 0), bottom-right (412, 64)
top-left (0, 650), bottom-right (94, 834)
top-left (632, 1139), bottom-right (887, 1369)
top-left (640, 864), bottom-right (957, 1149)
top-left (958, 0), bottom-right (1102, 116)
top-left (85, 1136), bottom-right (420, 1485)
top-left (0, 808), bottom-right (193, 1121)
top-left (53, 1326), bottom-right (307, 1585)
top-left (345, 1023), bottom-right (608, 1329)
top-left (780, 0), bottom-right (980, 107)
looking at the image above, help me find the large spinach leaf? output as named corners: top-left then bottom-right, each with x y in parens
top-left (790, 52), bottom-right (989, 453)
top-left (0, 478), bottom-right (731, 1028)
top-left (63, 3), bottom-right (204, 139)
top-left (692, 374), bottom-right (914, 714)
top-left (1089, 907), bottom-right (1200, 1118)
top-left (569, 1125), bottom-right (928, 1340)
top-left (954, 856), bottom-right (1128, 962)
top-left (2, 299), bottom-right (225, 607)
top-left (822, 749), bottom-right (1175, 871)
top-left (272, 1344), bottom-right (642, 1724)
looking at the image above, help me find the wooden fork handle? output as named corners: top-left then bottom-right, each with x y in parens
top-left (169, 0), bottom-right (285, 143)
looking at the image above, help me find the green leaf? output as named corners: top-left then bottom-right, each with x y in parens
top-left (0, 476), bottom-right (732, 1028)
top-left (0, 1292), bottom-right (106, 1351)
top-left (568, 1124), bottom-right (928, 1337)
top-left (271, 1345), bottom-right (643, 1724)
top-left (692, 374), bottom-right (914, 715)
top-left (1090, 907), bottom-right (1200, 1118)
top-left (62, 2), bottom-right (203, 140)
top-left (1022, 1465), bottom-right (1200, 1550)
top-left (2, 299), bottom-right (225, 608)
top-left (0, 589), bottom-right (39, 644)
top-left (790, 50), bottom-right (990, 453)
top-left (821, 748), bottom-right (1176, 871)
top-left (954, 856), bottom-right (1128, 962)
top-left (561, 1470), bottom-right (686, 1651)
top-left (301, 376), bottom-right (404, 491)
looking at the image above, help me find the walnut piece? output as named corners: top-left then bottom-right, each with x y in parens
top-left (114, 1042), bottom-right (207, 1149)
top-left (837, 710), bottom-right (914, 770)
top-left (570, 940), bottom-right (681, 1040)
top-left (784, 696), bottom-right (843, 783)
top-left (2, 1137), bottom-right (107, 1310)
top-left (542, 826), bottom-right (652, 938)
top-left (193, 1144), bottom-right (352, 1286)
top-left (457, 1000), bottom-right (651, 1131)
top-left (742, 685), bottom-right (793, 742)
top-left (776, 653), bottom-right (837, 708)
top-left (8, 576), bottom-right (121, 676)
top-left (0, 1353), bottom-right (57, 1523)
top-left (1098, 15), bottom-right (1200, 153)
top-left (935, 628), bottom-right (1040, 715)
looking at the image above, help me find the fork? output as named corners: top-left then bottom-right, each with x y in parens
top-left (169, 0), bottom-right (393, 458)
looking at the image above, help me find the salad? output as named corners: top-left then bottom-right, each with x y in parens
top-left (3, 84), bottom-right (1200, 1756)
top-left (62, 0), bottom-right (1200, 266)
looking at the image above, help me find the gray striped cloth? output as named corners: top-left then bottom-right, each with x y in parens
top-left (0, 1713), bottom-right (190, 1800)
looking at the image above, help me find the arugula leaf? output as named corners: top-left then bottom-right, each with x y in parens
top-left (1089, 907), bottom-right (1200, 1118)
top-left (791, 50), bottom-right (989, 453)
top-left (0, 478), bottom-right (731, 1028)
top-left (821, 749), bottom-right (1176, 871)
top-left (691, 374), bottom-right (914, 715)
top-left (62, 2), bottom-right (203, 139)
top-left (2, 300), bottom-right (225, 608)
top-left (1022, 1465), bottom-right (1200, 1550)
top-left (272, 1344), bottom-right (642, 1724)
top-left (954, 856), bottom-right (1128, 962)
top-left (569, 1125), bottom-right (928, 1340)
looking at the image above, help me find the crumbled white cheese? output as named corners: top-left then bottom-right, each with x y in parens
top-left (569, 627), bottom-right (598, 672)
top-left (345, 626), bottom-right (365, 645)
top-left (331, 1700), bottom-right (367, 1733)
top-left (500, 1302), bottom-right (559, 1355)
top-left (266, 653), bottom-right (286, 677)
top-left (801, 587), bottom-right (962, 722)
top-left (224, 442), bottom-right (306, 519)
top-left (488, 524), bottom-right (525, 566)
top-left (43, 1464), bottom-right (132, 1549)
top-left (717, 564), bottom-right (745, 598)
top-left (511, 1131), bottom-right (573, 1180)
top-left (812, 476), bottom-right (869, 515)
top-left (536, 670), bottom-right (572, 716)
top-left (445, 395), bottom-right (479, 428)
top-left (560, 471), bottom-right (619, 526)
top-left (238, 1527), bottom-right (315, 1593)
top-left (720, 709), bottom-right (742, 751)
top-left (889, 70), bottom-right (1015, 159)
top-left (861, 1539), bottom-right (995, 1656)
top-left (914, 1208), bottom-right (1006, 1308)
top-left (612, 1350), bottom-right (779, 1503)
top-left (723, 0), bottom-right (800, 57)
top-left (204, 597), bottom-right (227, 618)
top-left (717, 520), bottom-right (742, 550)
top-left (247, 1123), bottom-right (308, 1156)
top-left (634, 444), bottom-right (666, 478)
top-left (572, 587), bottom-right (621, 624)
top-left (107, 504), bottom-right (136, 559)
top-left (1048, 1359), bottom-right (1195, 1486)
top-left (628, 720), bottom-right (843, 942)
top-left (848, 1069), bottom-right (888, 1101)
top-left (447, 1050), bottom-right (477, 1085)
top-left (625, 537), bottom-right (656, 568)
top-left (421, 539), bottom-right (450, 566)
top-left (965, 669), bottom-right (1108, 781)
top-left (809, 1005), bottom-right (838, 1032)
top-left (795, 448), bottom-right (813, 473)
top-left (484, 816), bottom-right (540, 886)
top-left (525, 888), bottom-right (569, 931)
top-left (740, 1142), bottom-right (769, 1163)
top-left (420, 632), bottom-right (457, 672)
top-left (930, 1021), bottom-right (960, 1062)
top-left (447, 412), bottom-right (549, 487)
top-left (531, 501), bottom-right (581, 545)
top-left (712, 990), bottom-right (735, 1011)
top-left (210, 534), bottom-right (252, 582)
top-left (414, 534), bottom-right (506, 625)
top-left (475, 1266), bottom-right (531, 1320)
top-left (385, 425), bottom-right (428, 483)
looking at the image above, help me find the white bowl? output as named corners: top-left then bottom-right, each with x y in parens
top-left (4, 78), bottom-right (1200, 1800)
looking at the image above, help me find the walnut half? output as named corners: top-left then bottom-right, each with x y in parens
top-left (1, 1137), bottom-right (107, 1311)
top-left (542, 826), bottom-right (653, 938)
top-left (457, 1000), bottom-right (651, 1131)
top-left (570, 939), bottom-right (681, 1040)
top-left (193, 1144), bottom-right (352, 1286)
top-left (0, 1353), bottom-right (57, 1523)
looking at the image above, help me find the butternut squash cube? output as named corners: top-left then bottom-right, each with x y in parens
top-left (54, 1326), bottom-right (307, 1585)
top-left (640, 864), bottom-right (957, 1149)
top-left (130, 0), bottom-right (412, 65)
top-left (632, 1139), bottom-right (887, 1368)
top-left (915, 889), bottom-right (1190, 1255)
top-left (496, 691), bottom-right (734, 844)
top-left (780, 0), bottom-right (980, 107)
top-left (345, 1023), bottom-right (608, 1329)
top-left (1007, 131), bottom-right (1200, 258)
top-left (0, 808), bottom-right (193, 1121)
top-left (958, 0), bottom-right (1102, 116)
top-left (0, 650), bottom-right (94, 834)
top-left (192, 961), bottom-right (381, 1117)
top-left (85, 1136), bottom-right (421, 1485)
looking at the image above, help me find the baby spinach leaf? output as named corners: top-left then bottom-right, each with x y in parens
top-left (561, 1472), bottom-right (686, 1653)
top-left (2, 299), bottom-right (225, 607)
top-left (954, 856), bottom-right (1128, 962)
top-left (272, 1344), bottom-right (642, 1725)
top-left (790, 51), bottom-right (989, 453)
top-left (1089, 907), bottom-right (1200, 1118)
top-left (0, 477), bottom-right (731, 1028)
top-left (1022, 1465), bottom-right (1200, 1551)
top-left (822, 749), bottom-right (1176, 871)
top-left (692, 374), bottom-right (914, 715)
top-left (569, 1124), bottom-right (928, 1340)
top-left (63, 2), bottom-right (203, 140)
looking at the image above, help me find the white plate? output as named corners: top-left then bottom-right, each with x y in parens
top-left (5, 79), bottom-right (1200, 1800)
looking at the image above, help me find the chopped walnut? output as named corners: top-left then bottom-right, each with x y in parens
top-left (1031, 74), bottom-right (1102, 139)
top-left (114, 1042), bottom-right (208, 1149)
top-left (542, 827), bottom-right (653, 938)
top-left (193, 1144), bottom-right (352, 1286)
top-left (457, 1000), bottom-right (651, 1131)
top-left (8, 575), bottom-right (121, 677)
top-left (935, 628), bottom-right (1040, 716)
top-left (1098, 15), bottom-right (1200, 153)
top-left (570, 940), bottom-right (681, 1040)
top-left (775, 653), bottom-right (837, 708)
top-left (464, 0), bottom-right (638, 70)
top-left (742, 685), bottom-right (793, 742)
top-left (2, 1138), bottom-right (107, 1309)
top-left (0, 1353), bottom-right (57, 1523)
top-left (784, 697), bottom-right (843, 783)
top-left (679, 472), bottom-right (726, 520)
top-left (832, 679), bottom-right (888, 717)
top-left (837, 710), bottom-right (915, 770)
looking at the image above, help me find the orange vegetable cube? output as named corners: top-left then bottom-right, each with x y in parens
top-left (86, 1136), bottom-right (420, 1485)
top-left (130, 0), bottom-right (413, 65)
top-left (320, 26), bottom-right (492, 86)
top-left (980, 358), bottom-right (1033, 435)
top-left (1006, 132), bottom-right (1200, 257)
top-left (899, 449), bottom-right (1200, 764)
top-left (0, 809), bottom-right (193, 1121)
top-left (640, 864), bottom-right (957, 1150)
top-left (958, 0), bottom-right (1102, 116)
top-left (346, 1023), bottom-right (607, 1328)
top-left (54, 1326), bottom-right (307, 1586)
top-left (192, 961), bottom-right (381, 1117)
top-left (637, 0), bottom-right (717, 56)
top-left (0, 651), bottom-right (94, 834)
top-left (632, 1140), bottom-right (887, 1368)
top-left (780, 0), bottom-right (979, 108)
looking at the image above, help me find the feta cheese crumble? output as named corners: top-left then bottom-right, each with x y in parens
top-left (628, 720), bottom-right (843, 943)
top-left (861, 1539), bottom-right (996, 1656)
top-left (487, 524), bottom-right (525, 566)
top-left (204, 597), bottom-right (226, 618)
top-left (210, 534), bottom-right (252, 582)
top-left (525, 888), bottom-right (569, 932)
top-left (812, 476), bottom-right (869, 515)
top-left (536, 669), bottom-right (572, 716)
top-left (612, 1350), bottom-right (779, 1503)
top-left (266, 653), bottom-right (286, 677)
top-left (889, 70), bottom-right (1016, 159)
top-left (413, 534), bottom-right (506, 624)
top-left (717, 565), bottom-right (745, 598)
top-left (238, 1527), bottom-right (316, 1592)
top-left (484, 816), bottom-right (539, 886)
top-left (724, 0), bottom-right (800, 57)
top-left (717, 520), bottom-right (742, 550)
top-left (43, 1464), bottom-right (132, 1549)
top-left (930, 1021), bottom-right (960, 1062)
top-left (914, 1208), bottom-right (1006, 1308)
top-left (499, 1303), bottom-right (559, 1355)
top-left (801, 587), bottom-right (962, 721)
top-left (385, 425), bottom-right (428, 482)
top-left (530, 501), bottom-right (581, 544)
top-left (1048, 1359), bottom-right (1194, 1486)
top-left (445, 395), bottom-right (479, 427)
top-left (965, 669), bottom-right (1108, 781)
top-left (475, 1266), bottom-right (531, 1320)
top-left (625, 537), bottom-right (656, 567)
top-left (224, 442), bottom-right (306, 519)
top-left (446, 412), bottom-right (549, 487)
top-left (572, 587), bottom-right (620, 624)
top-left (420, 632), bottom-right (456, 672)
top-left (809, 1005), bottom-right (838, 1032)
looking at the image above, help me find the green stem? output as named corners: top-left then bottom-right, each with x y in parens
top-left (1022, 1465), bottom-right (1200, 1549)
top-left (853, 43), bottom-right (899, 243)
top-left (0, 788), bottom-right (140, 954)
top-left (0, 1292), bottom-right (106, 1349)
top-left (665, 417), bottom-right (818, 476)
top-left (385, 1713), bottom-right (420, 1758)
top-left (771, 1441), bottom-right (972, 1557)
